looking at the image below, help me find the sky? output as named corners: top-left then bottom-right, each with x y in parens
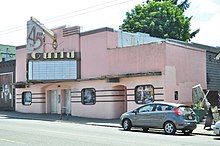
top-left (0, 0), bottom-right (219, 47)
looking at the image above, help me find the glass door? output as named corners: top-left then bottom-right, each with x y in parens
top-left (50, 90), bottom-right (58, 114)
top-left (64, 89), bottom-right (71, 115)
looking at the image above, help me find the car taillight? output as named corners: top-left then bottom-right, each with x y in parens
top-left (174, 108), bottom-right (181, 115)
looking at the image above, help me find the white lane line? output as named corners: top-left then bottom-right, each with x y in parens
top-left (0, 138), bottom-right (27, 145)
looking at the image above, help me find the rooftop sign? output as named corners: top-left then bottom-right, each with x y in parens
top-left (27, 17), bottom-right (57, 53)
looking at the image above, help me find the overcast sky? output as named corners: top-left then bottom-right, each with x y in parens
top-left (0, 0), bottom-right (219, 47)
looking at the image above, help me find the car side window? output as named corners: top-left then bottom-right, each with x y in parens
top-left (156, 105), bottom-right (163, 111)
top-left (155, 105), bottom-right (172, 111)
top-left (139, 105), bottom-right (155, 113)
top-left (165, 105), bottom-right (173, 111)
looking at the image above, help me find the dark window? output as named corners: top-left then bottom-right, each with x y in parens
top-left (135, 85), bottom-right (154, 104)
top-left (22, 92), bottom-right (32, 105)
top-left (174, 91), bottom-right (178, 100)
top-left (81, 88), bottom-right (96, 105)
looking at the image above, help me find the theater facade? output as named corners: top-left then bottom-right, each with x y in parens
top-left (15, 18), bottom-right (206, 119)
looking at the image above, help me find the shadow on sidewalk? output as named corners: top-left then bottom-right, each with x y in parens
top-left (0, 111), bottom-right (120, 126)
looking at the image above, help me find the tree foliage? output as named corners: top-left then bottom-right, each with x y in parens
top-left (148, 0), bottom-right (190, 11)
top-left (119, 0), bottom-right (199, 42)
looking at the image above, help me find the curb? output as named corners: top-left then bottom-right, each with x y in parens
top-left (192, 132), bottom-right (215, 136)
top-left (86, 123), bottom-right (121, 128)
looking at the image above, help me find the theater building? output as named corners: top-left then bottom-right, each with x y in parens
top-left (14, 18), bottom-right (206, 119)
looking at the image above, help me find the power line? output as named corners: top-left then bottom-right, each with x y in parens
top-left (0, 0), bottom-right (135, 36)
top-left (43, 0), bottom-right (124, 23)
top-left (0, 0), bottom-right (122, 34)
top-left (44, 0), bottom-right (132, 24)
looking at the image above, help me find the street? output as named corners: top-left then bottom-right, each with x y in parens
top-left (0, 117), bottom-right (220, 146)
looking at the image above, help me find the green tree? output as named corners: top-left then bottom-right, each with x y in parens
top-left (119, 0), bottom-right (199, 42)
top-left (148, 0), bottom-right (190, 11)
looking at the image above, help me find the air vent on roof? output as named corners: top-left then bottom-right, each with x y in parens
top-left (63, 26), bottom-right (80, 37)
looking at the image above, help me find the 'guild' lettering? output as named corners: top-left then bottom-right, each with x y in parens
top-left (31, 50), bottom-right (75, 60)
top-left (66, 51), bottom-right (74, 58)
top-left (31, 52), bottom-right (41, 59)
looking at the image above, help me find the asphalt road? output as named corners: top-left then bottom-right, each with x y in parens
top-left (0, 117), bottom-right (220, 146)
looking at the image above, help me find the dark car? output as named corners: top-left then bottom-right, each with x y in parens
top-left (120, 102), bottom-right (197, 135)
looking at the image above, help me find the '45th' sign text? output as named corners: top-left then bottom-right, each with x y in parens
top-left (27, 19), bottom-right (44, 52)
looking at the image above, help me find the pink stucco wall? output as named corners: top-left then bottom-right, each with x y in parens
top-left (44, 28), bottom-right (80, 52)
top-left (80, 31), bottom-right (166, 78)
top-left (164, 42), bottom-right (207, 105)
top-left (80, 31), bottom-right (115, 78)
top-left (107, 42), bottom-right (166, 75)
top-left (15, 73), bottom-right (163, 118)
top-left (16, 48), bottom-right (27, 82)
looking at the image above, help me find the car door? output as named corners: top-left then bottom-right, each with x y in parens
top-left (150, 104), bottom-right (167, 128)
top-left (132, 104), bottom-right (156, 127)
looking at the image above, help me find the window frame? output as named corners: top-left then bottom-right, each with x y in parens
top-left (174, 91), bottom-right (178, 100)
top-left (81, 88), bottom-right (96, 105)
top-left (135, 84), bottom-right (154, 104)
top-left (22, 91), bottom-right (32, 106)
top-left (28, 60), bottom-right (78, 81)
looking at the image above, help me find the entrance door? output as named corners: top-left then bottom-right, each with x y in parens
top-left (50, 90), bottom-right (58, 114)
top-left (113, 85), bottom-right (127, 118)
top-left (64, 89), bottom-right (71, 115)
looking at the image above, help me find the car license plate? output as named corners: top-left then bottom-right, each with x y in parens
top-left (188, 115), bottom-right (192, 120)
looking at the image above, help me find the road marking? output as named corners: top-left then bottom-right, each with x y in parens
top-left (0, 138), bottom-right (26, 145)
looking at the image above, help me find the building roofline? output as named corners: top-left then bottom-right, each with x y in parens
top-left (80, 27), bottom-right (114, 36)
top-left (16, 45), bottom-right (26, 50)
top-left (166, 39), bottom-right (220, 52)
top-left (0, 44), bottom-right (16, 47)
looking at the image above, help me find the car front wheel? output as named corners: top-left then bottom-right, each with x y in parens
top-left (123, 119), bottom-right (132, 131)
top-left (164, 122), bottom-right (176, 135)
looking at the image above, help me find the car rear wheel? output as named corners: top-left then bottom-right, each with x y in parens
top-left (123, 119), bottom-right (132, 131)
top-left (164, 122), bottom-right (176, 135)
top-left (142, 128), bottom-right (149, 132)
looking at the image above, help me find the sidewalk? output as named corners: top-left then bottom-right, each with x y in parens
top-left (0, 111), bottom-right (215, 136)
